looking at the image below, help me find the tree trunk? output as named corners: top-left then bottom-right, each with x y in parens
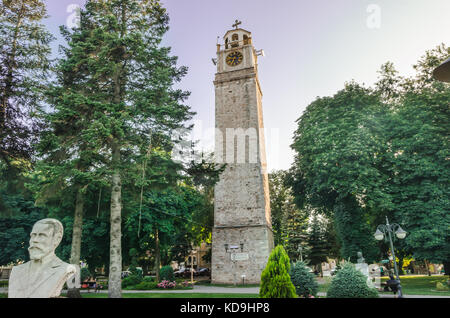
top-left (108, 142), bottom-right (122, 298)
top-left (443, 261), bottom-right (450, 277)
top-left (67, 187), bottom-right (84, 298)
top-left (424, 260), bottom-right (431, 276)
top-left (154, 228), bottom-right (160, 282)
top-left (70, 188), bottom-right (85, 264)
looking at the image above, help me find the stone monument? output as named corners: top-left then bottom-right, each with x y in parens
top-left (8, 218), bottom-right (76, 298)
top-left (211, 21), bottom-right (274, 284)
top-left (355, 251), bottom-right (369, 276)
top-left (355, 251), bottom-right (374, 287)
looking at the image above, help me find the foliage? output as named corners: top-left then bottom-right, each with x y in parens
top-left (132, 281), bottom-right (159, 290)
top-left (124, 185), bottom-right (205, 268)
top-left (0, 191), bottom-right (46, 264)
top-left (306, 213), bottom-right (328, 271)
top-left (259, 245), bottom-right (297, 298)
top-left (143, 276), bottom-right (155, 283)
top-left (157, 280), bottom-right (176, 289)
top-left (289, 261), bottom-right (319, 297)
top-left (122, 275), bottom-right (143, 289)
top-left (0, 0), bottom-right (53, 164)
top-left (436, 282), bottom-right (449, 291)
top-left (269, 170), bottom-right (309, 260)
top-left (160, 265), bottom-right (175, 282)
top-left (327, 263), bottom-right (378, 298)
top-left (80, 267), bottom-right (91, 282)
top-left (44, 0), bottom-right (196, 297)
top-left (289, 44), bottom-right (450, 265)
top-left (289, 82), bottom-right (384, 263)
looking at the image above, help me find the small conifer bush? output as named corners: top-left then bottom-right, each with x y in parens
top-left (290, 261), bottom-right (319, 297)
top-left (327, 263), bottom-right (378, 298)
top-left (259, 245), bottom-right (297, 298)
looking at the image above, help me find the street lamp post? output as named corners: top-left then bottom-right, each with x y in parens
top-left (374, 216), bottom-right (407, 298)
top-left (190, 249), bottom-right (196, 285)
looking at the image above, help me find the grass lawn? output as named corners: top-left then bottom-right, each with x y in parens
top-left (317, 275), bottom-right (450, 296)
top-left (380, 275), bottom-right (450, 296)
top-left (79, 293), bottom-right (259, 298)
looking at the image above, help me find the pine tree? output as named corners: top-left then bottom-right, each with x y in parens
top-left (259, 245), bottom-right (297, 298)
top-left (45, 0), bottom-right (194, 298)
top-left (269, 170), bottom-right (308, 260)
top-left (0, 0), bottom-right (53, 166)
top-left (306, 213), bottom-right (328, 275)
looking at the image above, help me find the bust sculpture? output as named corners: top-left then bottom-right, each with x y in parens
top-left (8, 218), bottom-right (76, 298)
top-left (357, 251), bottom-right (366, 264)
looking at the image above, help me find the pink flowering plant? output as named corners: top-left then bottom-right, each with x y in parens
top-left (157, 280), bottom-right (176, 289)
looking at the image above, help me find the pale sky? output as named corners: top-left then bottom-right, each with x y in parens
top-left (44, 0), bottom-right (450, 172)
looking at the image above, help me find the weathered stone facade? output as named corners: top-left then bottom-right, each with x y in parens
top-left (211, 27), bottom-right (273, 285)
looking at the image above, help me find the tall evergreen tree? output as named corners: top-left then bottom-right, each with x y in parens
top-left (0, 0), bottom-right (52, 167)
top-left (306, 213), bottom-right (328, 275)
top-left (46, 0), bottom-right (194, 298)
top-left (269, 170), bottom-right (308, 260)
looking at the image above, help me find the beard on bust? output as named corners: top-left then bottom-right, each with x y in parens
top-left (28, 245), bottom-right (51, 261)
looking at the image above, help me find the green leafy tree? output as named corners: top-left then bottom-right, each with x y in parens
top-left (259, 245), bottom-right (297, 298)
top-left (124, 184), bottom-right (203, 280)
top-left (377, 45), bottom-right (450, 268)
top-left (289, 82), bottom-right (391, 263)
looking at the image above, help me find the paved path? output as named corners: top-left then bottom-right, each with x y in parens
top-left (2, 286), bottom-right (450, 298)
top-left (80, 285), bottom-right (260, 294)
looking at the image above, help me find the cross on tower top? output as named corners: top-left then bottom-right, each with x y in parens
top-left (232, 20), bottom-right (242, 29)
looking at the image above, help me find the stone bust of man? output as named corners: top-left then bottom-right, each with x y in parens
top-left (8, 218), bottom-right (76, 298)
top-left (357, 251), bottom-right (366, 264)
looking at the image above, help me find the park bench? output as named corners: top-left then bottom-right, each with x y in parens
top-left (81, 280), bottom-right (105, 293)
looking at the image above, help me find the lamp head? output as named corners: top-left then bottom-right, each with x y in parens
top-left (395, 227), bottom-right (407, 239)
top-left (374, 229), bottom-right (384, 241)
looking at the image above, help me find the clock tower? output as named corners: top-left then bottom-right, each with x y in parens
top-left (211, 22), bottom-right (274, 284)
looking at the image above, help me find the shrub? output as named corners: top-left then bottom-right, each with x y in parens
top-left (436, 282), bottom-right (449, 291)
top-left (290, 261), bottom-right (319, 297)
top-left (160, 265), bottom-right (175, 282)
top-left (121, 274), bottom-right (143, 289)
top-left (327, 263), bottom-right (379, 298)
top-left (133, 281), bottom-right (159, 290)
top-left (157, 280), bottom-right (176, 289)
top-left (259, 245), bottom-right (297, 298)
top-left (143, 276), bottom-right (155, 283)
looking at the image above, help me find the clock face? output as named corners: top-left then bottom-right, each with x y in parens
top-left (226, 51), bottom-right (243, 66)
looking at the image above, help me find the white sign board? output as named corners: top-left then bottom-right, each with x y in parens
top-left (231, 253), bottom-right (249, 261)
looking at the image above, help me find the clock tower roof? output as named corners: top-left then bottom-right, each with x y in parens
top-left (223, 28), bottom-right (252, 39)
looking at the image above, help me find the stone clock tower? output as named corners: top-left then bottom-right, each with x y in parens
top-left (211, 22), bottom-right (274, 285)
